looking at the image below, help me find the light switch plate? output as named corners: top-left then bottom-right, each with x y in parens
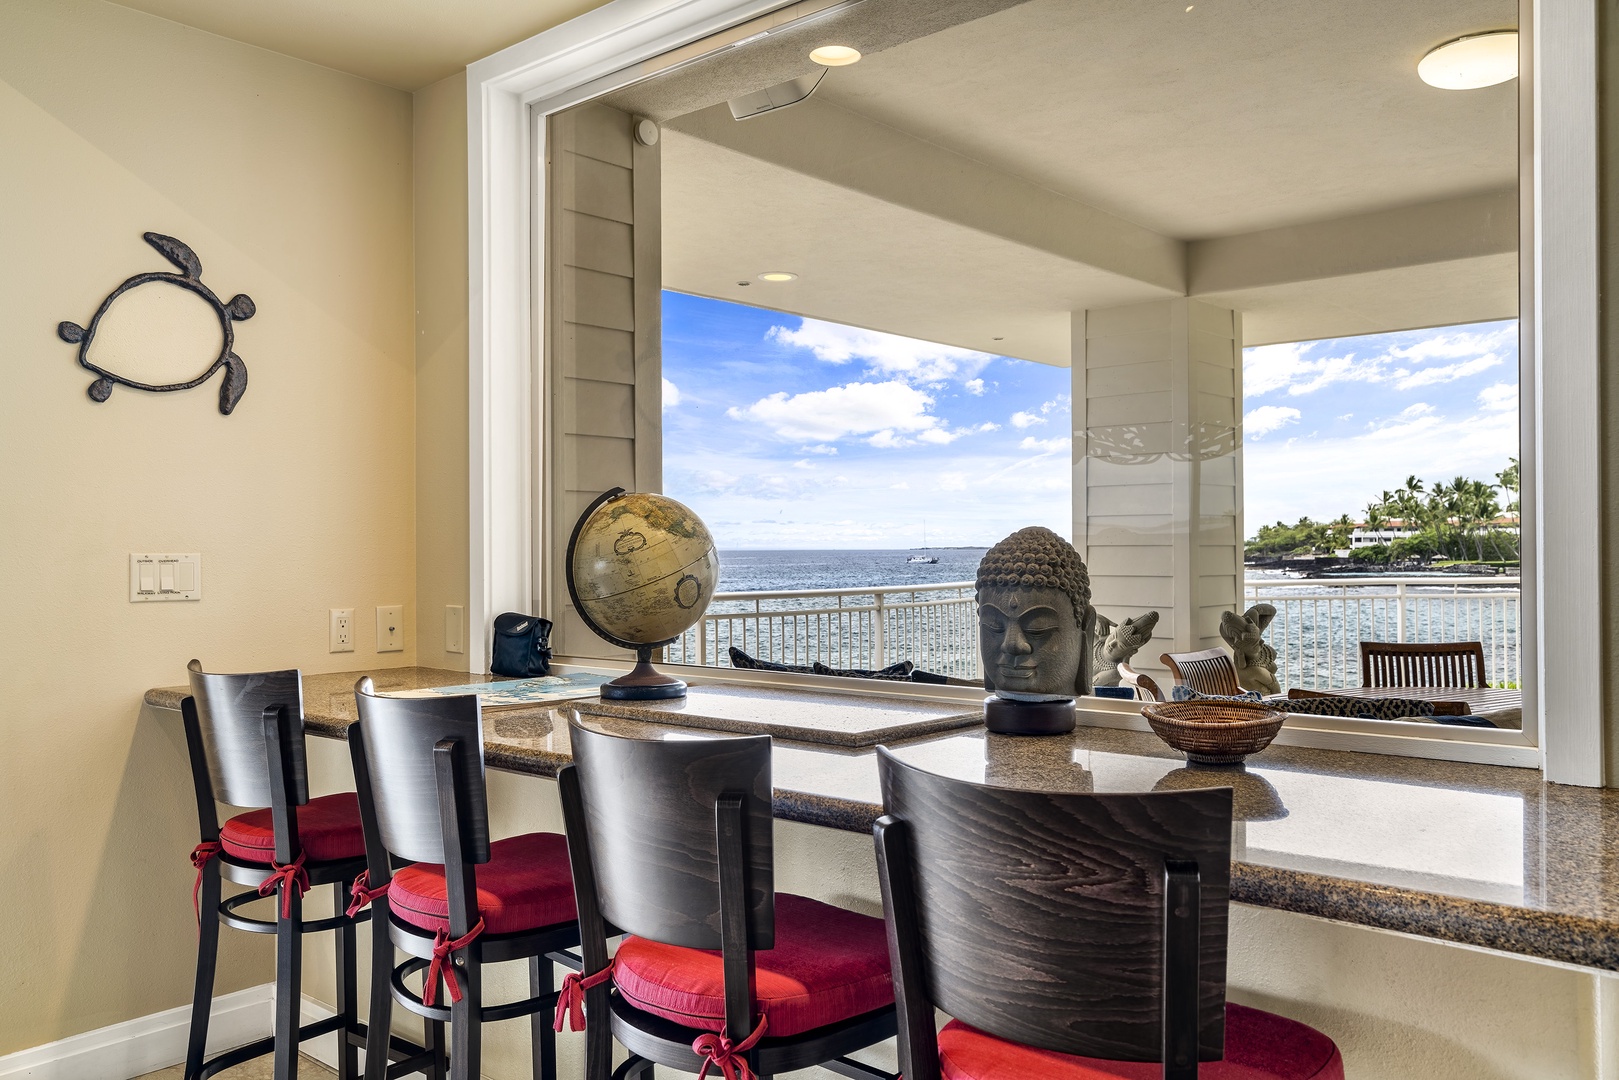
top-left (445, 605), bottom-right (465, 654)
top-left (130, 553), bottom-right (202, 602)
top-left (377, 605), bottom-right (404, 652)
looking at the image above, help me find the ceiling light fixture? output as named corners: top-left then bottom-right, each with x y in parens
top-left (810, 45), bottom-right (862, 66)
top-left (1418, 30), bottom-right (1518, 90)
top-left (758, 271), bottom-right (798, 283)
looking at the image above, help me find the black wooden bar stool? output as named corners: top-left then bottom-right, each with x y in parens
top-left (557, 716), bottom-right (900, 1080)
top-left (349, 678), bottom-right (583, 1080)
top-left (182, 661), bottom-right (432, 1080)
top-left (873, 747), bottom-right (1344, 1080)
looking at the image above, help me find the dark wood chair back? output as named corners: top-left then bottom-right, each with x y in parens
top-left (875, 748), bottom-right (1232, 1080)
top-left (1359, 640), bottom-right (1487, 689)
top-left (353, 677), bottom-right (491, 866)
top-left (1119, 663), bottom-right (1164, 702)
top-left (185, 659), bottom-right (307, 808)
top-left (564, 717), bottom-right (775, 951)
top-left (1160, 649), bottom-right (1242, 696)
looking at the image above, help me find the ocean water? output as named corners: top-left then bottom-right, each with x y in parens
top-left (715, 548), bottom-right (986, 593)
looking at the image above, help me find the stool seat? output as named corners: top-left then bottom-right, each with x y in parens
top-left (220, 791), bottom-right (367, 864)
top-left (936, 1004), bottom-right (1344, 1080)
top-left (612, 893), bottom-right (894, 1037)
top-left (388, 832), bottom-right (577, 935)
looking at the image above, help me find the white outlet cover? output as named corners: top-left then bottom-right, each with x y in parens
top-left (445, 605), bottom-right (465, 654)
top-left (330, 608), bottom-right (355, 653)
top-left (130, 553), bottom-right (201, 602)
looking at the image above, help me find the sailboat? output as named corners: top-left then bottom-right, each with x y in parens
top-left (908, 522), bottom-right (939, 563)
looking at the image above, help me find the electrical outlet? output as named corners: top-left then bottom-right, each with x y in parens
top-left (445, 605), bottom-right (465, 654)
top-left (377, 605), bottom-right (404, 652)
top-left (330, 608), bottom-right (354, 653)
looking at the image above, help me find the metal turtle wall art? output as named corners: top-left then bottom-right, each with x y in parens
top-left (58, 232), bottom-right (255, 414)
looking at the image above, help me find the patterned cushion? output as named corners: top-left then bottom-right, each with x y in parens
top-left (728, 647), bottom-right (814, 674)
top-left (812, 661), bottom-right (915, 680)
top-left (1282, 695), bottom-right (1435, 721)
top-left (1171, 686), bottom-right (1264, 703)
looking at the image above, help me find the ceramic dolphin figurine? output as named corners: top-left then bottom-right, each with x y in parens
top-left (58, 232), bottom-right (254, 414)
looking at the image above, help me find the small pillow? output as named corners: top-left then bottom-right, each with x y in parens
top-left (1171, 686), bottom-right (1263, 703)
top-left (728, 647), bottom-right (813, 674)
top-left (1282, 694), bottom-right (1435, 721)
top-left (909, 669), bottom-right (949, 685)
top-left (1092, 685), bottom-right (1137, 700)
top-left (811, 660), bottom-right (914, 681)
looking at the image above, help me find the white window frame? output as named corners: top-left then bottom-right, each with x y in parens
top-left (467, 0), bottom-right (1602, 781)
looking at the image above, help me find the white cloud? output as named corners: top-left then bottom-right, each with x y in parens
top-left (728, 381), bottom-right (939, 442)
top-left (889, 481), bottom-right (910, 490)
top-left (1388, 325), bottom-right (1515, 363)
top-left (1243, 405), bottom-right (1302, 440)
top-left (799, 444), bottom-right (838, 455)
top-left (662, 378), bottom-right (681, 409)
top-left (791, 459), bottom-right (815, 469)
top-left (868, 429), bottom-right (913, 449)
top-left (964, 378), bottom-right (986, 395)
top-left (938, 473), bottom-right (968, 491)
top-left (1392, 353), bottom-right (1502, 390)
top-left (766, 319), bottom-right (993, 385)
top-left (1019, 435), bottom-right (1070, 453)
top-left (1478, 382), bottom-right (1518, 412)
top-left (1011, 411), bottom-right (1046, 429)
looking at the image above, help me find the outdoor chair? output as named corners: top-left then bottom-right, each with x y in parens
top-left (1160, 649), bottom-right (1243, 696)
top-left (1118, 663), bottom-right (1164, 702)
top-left (1359, 641), bottom-right (1487, 689)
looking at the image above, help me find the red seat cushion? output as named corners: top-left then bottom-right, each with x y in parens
top-left (936, 1004), bottom-right (1344, 1080)
top-left (219, 792), bottom-right (365, 864)
top-left (611, 893), bottom-right (894, 1037)
top-left (387, 832), bottom-right (577, 936)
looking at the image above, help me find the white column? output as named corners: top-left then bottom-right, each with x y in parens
top-left (1073, 299), bottom-right (1244, 678)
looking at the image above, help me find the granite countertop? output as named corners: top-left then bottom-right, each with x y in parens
top-left (146, 666), bottom-right (1619, 973)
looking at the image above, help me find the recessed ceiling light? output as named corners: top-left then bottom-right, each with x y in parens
top-left (758, 271), bottom-right (798, 282)
top-left (1418, 31), bottom-right (1518, 90)
top-left (810, 45), bottom-right (862, 67)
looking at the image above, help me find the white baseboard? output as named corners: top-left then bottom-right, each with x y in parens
top-left (0, 984), bottom-right (273, 1080)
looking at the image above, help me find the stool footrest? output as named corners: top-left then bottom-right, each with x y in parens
top-left (196, 1014), bottom-right (352, 1078)
top-left (217, 890), bottom-right (371, 935)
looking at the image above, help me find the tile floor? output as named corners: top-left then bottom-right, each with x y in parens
top-left (138, 1055), bottom-right (335, 1079)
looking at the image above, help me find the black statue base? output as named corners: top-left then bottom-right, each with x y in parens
top-left (983, 695), bottom-right (1076, 736)
top-left (601, 648), bottom-right (688, 701)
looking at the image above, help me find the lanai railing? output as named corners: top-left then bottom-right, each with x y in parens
top-left (666, 576), bottom-right (1522, 689)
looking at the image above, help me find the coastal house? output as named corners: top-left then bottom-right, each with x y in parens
top-left (3, 2), bottom-right (1616, 1080)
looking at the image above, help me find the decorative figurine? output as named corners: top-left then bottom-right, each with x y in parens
top-left (1220, 603), bottom-right (1281, 695)
top-left (58, 232), bottom-right (255, 414)
top-left (1090, 610), bottom-right (1161, 686)
top-left (975, 526), bottom-right (1092, 734)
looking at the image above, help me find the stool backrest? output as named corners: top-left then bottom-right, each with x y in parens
top-left (875, 748), bottom-right (1232, 1078)
top-left (186, 659), bottom-right (307, 808)
top-left (353, 678), bottom-right (491, 865)
top-left (1160, 649), bottom-right (1242, 696)
top-left (565, 717), bottom-right (774, 951)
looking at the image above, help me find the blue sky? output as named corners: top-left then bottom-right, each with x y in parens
top-left (660, 290), bottom-right (1518, 547)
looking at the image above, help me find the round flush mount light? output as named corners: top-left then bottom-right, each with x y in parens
top-left (758, 271), bottom-right (798, 283)
top-left (810, 45), bottom-right (862, 66)
top-left (1418, 31), bottom-right (1518, 90)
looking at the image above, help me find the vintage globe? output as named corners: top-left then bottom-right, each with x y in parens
top-left (567, 488), bottom-right (719, 652)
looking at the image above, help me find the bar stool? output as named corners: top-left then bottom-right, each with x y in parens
top-left (182, 661), bottom-right (418, 1080)
top-left (872, 747), bottom-right (1344, 1080)
top-left (557, 716), bottom-right (900, 1080)
top-left (349, 678), bottom-right (583, 1080)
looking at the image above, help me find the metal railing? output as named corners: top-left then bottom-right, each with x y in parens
top-left (1244, 576), bottom-right (1521, 690)
top-left (668, 575), bottom-right (1522, 690)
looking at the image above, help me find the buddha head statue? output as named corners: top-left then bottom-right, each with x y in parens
top-left (976, 527), bottom-right (1092, 701)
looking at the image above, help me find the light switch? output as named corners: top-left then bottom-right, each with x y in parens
top-left (130, 553), bottom-right (202, 602)
top-left (377, 605), bottom-right (404, 652)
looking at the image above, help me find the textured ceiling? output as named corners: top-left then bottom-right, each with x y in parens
top-left (107, 0), bottom-right (610, 89)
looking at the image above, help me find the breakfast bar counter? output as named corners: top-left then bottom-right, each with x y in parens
top-left (146, 666), bottom-right (1619, 975)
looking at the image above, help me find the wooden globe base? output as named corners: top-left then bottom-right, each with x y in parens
top-left (602, 648), bottom-right (688, 701)
top-left (984, 695), bottom-right (1076, 736)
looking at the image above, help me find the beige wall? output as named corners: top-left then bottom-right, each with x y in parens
top-left (0, 0), bottom-right (416, 1052)
top-left (414, 70), bottom-right (472, 672)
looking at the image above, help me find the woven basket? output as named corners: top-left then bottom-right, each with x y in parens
top-left (1140, 701), bottom-right (1286, 764)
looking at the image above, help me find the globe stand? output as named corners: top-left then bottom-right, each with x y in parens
top-left (602, 646), bottom-right (688, 701)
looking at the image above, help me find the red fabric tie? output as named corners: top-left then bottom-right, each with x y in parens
top-left (422, 919), bottom-right (485, 1008)
top-left (190, 842), bottom-right (221, 922)
top-left (257, 852), bottom-right (310, 919)
top-left (692, 1014), bottom-right (769, 1080)
top-left (552, 962), bottom-right (615, 1032)
top-left (345, 870), bottom-right (390, 919)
